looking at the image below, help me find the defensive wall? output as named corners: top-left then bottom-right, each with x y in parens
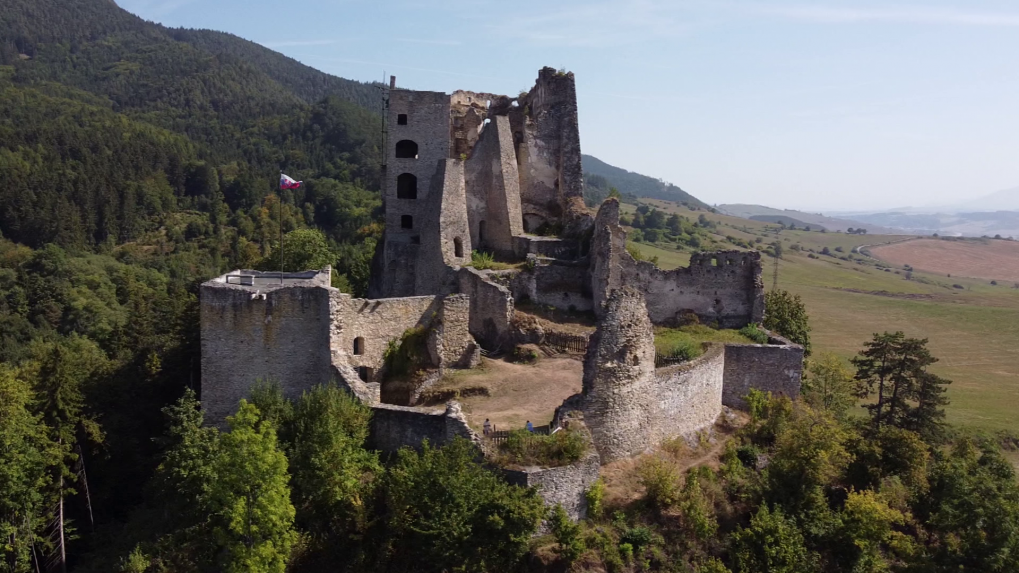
top-left (502, 451), bottom-right (601, 523)
top-left (591, 199), bottom-right (765, 328)
top-left (369, 401), bottom-right (480, 455)
top-left (722, 331), bottom-right (805, 408)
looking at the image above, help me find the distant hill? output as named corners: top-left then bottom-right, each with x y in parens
top-left (718, 204), bottom-right (902, 234)
top-left (747, 215), bottom-right (823, 229)
top-left (848, 210), bottom-right (1019, 238)
top-left (582, 155), bottom-right (709, 209)
top-left (940, 186), bottom-right (1019, 213)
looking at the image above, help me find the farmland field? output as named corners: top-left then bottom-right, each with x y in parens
top-left (871, 238), bottom-right (1019, 283)
top-left (625, 199), bottom-right (1019, 432)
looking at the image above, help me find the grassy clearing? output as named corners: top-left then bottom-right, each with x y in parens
top-left (653, 325), bottom-right (756, 358)
top-left (619, 198), bottom-right (1019, 432)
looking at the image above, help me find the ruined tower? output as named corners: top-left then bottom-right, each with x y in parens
top-left (371, 67), bottom-right (590, 298)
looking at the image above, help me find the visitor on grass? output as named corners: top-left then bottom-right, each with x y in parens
top-left (526, 420), bottom-right (533, 432)
top-left (483, 418), bottom-right (492, 435)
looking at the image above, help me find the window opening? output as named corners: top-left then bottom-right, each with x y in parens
top-left (353, 337), bottom-right (364, 355)
top-left (397, 173), bottom-right (417, 199)
top-left (395, 140), bottom-right (418, 159)
top-left (401, 215), bottom-right (413, 229)
top-left (397, 113), bottom-right (407, 125)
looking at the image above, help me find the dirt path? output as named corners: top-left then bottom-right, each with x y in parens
top-left (440, 356), bottom-right (584, 432)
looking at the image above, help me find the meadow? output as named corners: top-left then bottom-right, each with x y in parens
top-left (626, 199), bottom-right (1019, 432)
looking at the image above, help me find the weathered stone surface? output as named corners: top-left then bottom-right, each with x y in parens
top-left (465, 114), bottom-right (523, 257)
top-left (590, 199), bottom-right (765, 327)
top-left (581, 287), bottom-right (657, 463)
top-left (722, 332), bottom-right (804, 408)
top-left (510, 260), bottom-right (593, 312)
top-left (457, 267), bottom-right (514, 351)
top-left (369, 400), bottom-right (481, 454)
top-left (501, 451), bottom-right (601, 523)
top-left (652, 345), bottom-right (725, 444)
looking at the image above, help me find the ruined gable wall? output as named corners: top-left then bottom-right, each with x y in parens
top-left (464, 115), bottom-right (524, 256)
top-left (200, 283), bottom-right (332, 424)
top-left (416, 159), bottom-right (470, 295)
top-left (329, 291), bottom-right (441, 378)
top-left (457, 267), bottom-right (514, 351)
top-left (581, 288), bottom-right (657, 463)
top-left (722, 333), bottom-right (804, 408)
top-left (427, 294), bottom-right (478, 368)
top-left (380, 90), bottom-right (450, 297)
top-left (516, 68), bottom-right (585, 233)
top-left (652, 345), bottom-right (725, 443)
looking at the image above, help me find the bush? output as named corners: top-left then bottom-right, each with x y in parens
top-left (497, 429), bottom-right (587, 467)
top-left (638, 456), bottom-right (681, 508)
top-left (511, 344), bottom-right (539, 364)
top-left (738, 324), bottom-right (769, 344)
top-left (586, 478), bottom-right (606, 519)
top-left (470, 250), bottom-right (494, 270)
top-left (549, 504), bottom-right (585, 565)
top-left (383, 326), bottom-right (429, 379)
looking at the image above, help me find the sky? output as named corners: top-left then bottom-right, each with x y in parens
top-left (116, 0), bottom-right (1019, 212)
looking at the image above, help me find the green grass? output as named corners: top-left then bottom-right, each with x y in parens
top-left (622, 198), bottom-right (1019, 432)
top-left (653, 325), bottom-right (756, 358)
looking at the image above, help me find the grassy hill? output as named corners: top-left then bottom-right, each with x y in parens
top-left (625, 198), bottom-right (1019, 432)
top-left (719, 203), bottom-right (902, 234)
top-left (582, 154), bottom-right (710, 208)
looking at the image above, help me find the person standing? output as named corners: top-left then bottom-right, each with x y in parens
top-left (525, 420), bottom-right (533, 432)
top-left (483, 418), bottom-right (492, 436)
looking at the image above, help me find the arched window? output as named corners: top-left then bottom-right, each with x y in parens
top-left (454, 237), bottom-right (463, 258)
top-left (397, 173), bottom-right (417, 199)
top-left (401, 215), bottom-right (413, 229)
top-left (395, 140), bottom-right (418, 159)
top-left (353, 337), bottom-right (364, 355)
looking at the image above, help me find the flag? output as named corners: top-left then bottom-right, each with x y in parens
top-left (280, 173), bottom-right (302, 189)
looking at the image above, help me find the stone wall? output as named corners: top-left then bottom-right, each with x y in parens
top-left (427, 294), bottom-right (479, 368)
top-left (200, 282), bottom-right (333, 425)
top-left (590, 199), bottom-right (765, 328)
top-left (464, 114), bottom-right (523, 257)
top-left (652, 345), bottom-right (725, 443)
top-left (722, 333), bottom-right (804, 409)
top-left (378, 89), bottom-right (452, 297)
top-left (581, 288), bottom-right (657, 463)
top-left (457, 267), bottom-right (514, 351)
top-left (369, 401), bottom-right (480, 455)
top-left (417, 159), bottom-right (471, 295)
top-left (511, 261), bottom-right (593, 312)
top-left (501, 451), bottom-right (601, 522)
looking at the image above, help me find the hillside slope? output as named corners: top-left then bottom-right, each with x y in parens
top-left (582, 154), bottom-right (709, 208)
top-left (718, 203), bottom-right (902, 234)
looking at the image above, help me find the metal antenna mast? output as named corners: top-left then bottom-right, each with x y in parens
top-left (772, 251), bottom-right (779, 291)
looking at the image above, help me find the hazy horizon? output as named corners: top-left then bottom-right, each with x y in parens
top-left (118, 0), bottom-right (1019, 212)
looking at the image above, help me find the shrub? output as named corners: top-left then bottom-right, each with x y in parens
top-left (497, 429), bottom-right (587, 467)
top-left (638, 456), bottom-right (681, 508)
top-left (586, 478), bottom-right (606, 519)
top-left (549, 504), bottom-right (585, 565)
top-left (738, 324), bottom-right (769, 344)
top-left (470, 250), bottom-right (494, 270)
top-left (511, 344), bottom-right (539, 364)
top-left (383, 326), bottom-right (429, 379)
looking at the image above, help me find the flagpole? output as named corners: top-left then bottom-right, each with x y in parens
top-left (279, 171), bottom-right (284, 284)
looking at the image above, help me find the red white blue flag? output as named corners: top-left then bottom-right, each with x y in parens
top-left (279, 173), bottom-right (302, 189)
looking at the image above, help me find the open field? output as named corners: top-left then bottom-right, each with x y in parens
top-left (431, 356), bottom-right (583, 433)
top-left (626, 200), bottom-right (1019, 432)
top-left (871, 238), bottom-right (1019, 283)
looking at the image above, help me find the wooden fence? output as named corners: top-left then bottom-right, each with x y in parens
top-left (485, 424), bottom-right (552, 444)
top-left (543, 331), bottom-right (589, 354)
top-left (654, 351), bottom-right (690, 369)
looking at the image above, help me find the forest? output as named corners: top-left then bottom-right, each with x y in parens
top-left (1, 0), bottom-right (1018, 571)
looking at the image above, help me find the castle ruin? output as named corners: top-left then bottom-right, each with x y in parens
top-left (200, 67), bottom-right (802, 520)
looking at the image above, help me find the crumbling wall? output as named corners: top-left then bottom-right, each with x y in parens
top-left (589, 199), bottom-right (765, 327)
top-left (516, 67), bottom-right (587, 235)
top-left (501, 451), bottom-right (601, 523)
top-left (653, 345), bottom-right (725, 443)
top-left (329, 292), bottom-right (441, 380)
top-left (464, 115), bottom-right (524, 257)
top-left (427, 294), bottom-right (479, 368)
top-left (457, 267), bottom-right (514, 350)
top-left (581, 287), bottom-right (657, 463)
top-left (200, 283), bottom-right (332, 425)
top-left (511, 261), bottom-right (593, 312)
top-left (417, 159), bottom-right (471, 295)
top-left (369, 401), bottom-right (481, 455)
top-left (722, 333), bottom-right (804, 409)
